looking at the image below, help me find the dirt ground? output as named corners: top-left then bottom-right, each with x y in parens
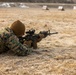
top-left (0, 7), bottom-right (76, 75)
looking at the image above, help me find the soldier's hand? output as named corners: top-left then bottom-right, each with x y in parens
top-left (23, 40), bottom-right (32, 47)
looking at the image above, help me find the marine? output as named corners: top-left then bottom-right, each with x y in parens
top-left (0, 20), bottom-right (46, 56)
top-left (0, 20), bottom-right (33, 56)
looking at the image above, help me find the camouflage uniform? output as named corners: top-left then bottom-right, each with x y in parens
top-left (0, 27), bottom-right (32, 56)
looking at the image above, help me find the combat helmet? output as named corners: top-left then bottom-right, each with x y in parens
top-left (10, 20), bottom-right (25, 37)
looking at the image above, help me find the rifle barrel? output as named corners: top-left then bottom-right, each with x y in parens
top-left (49, 32), bottom-right (58, 35)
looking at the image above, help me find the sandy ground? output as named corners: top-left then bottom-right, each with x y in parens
top-left (0, 7), bottom-right (76, 75)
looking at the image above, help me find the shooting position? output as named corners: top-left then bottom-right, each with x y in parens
top-left (0, 20), bottom-right (58, 56)
top-left (19, 29), bottom-right (58, 49)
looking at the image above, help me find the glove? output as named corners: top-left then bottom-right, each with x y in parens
top-left (23, 40), bottom-right (32, 48)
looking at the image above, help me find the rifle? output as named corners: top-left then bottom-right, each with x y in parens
top-left (19, 29), bottom-right (58, 49)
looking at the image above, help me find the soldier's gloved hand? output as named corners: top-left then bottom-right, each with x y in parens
top-left (23, 40), bottom-right (32, 48)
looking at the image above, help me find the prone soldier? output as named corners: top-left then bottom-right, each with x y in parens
top-left (0, 20), bottom-right (51, 56)
top-left (0, 20), bottom-right (58, 56)
top-left (0, 20), bottom-right (33, 56)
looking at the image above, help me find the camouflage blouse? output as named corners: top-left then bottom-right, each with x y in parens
top-left (0, 27), bottom-right (32, 56)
